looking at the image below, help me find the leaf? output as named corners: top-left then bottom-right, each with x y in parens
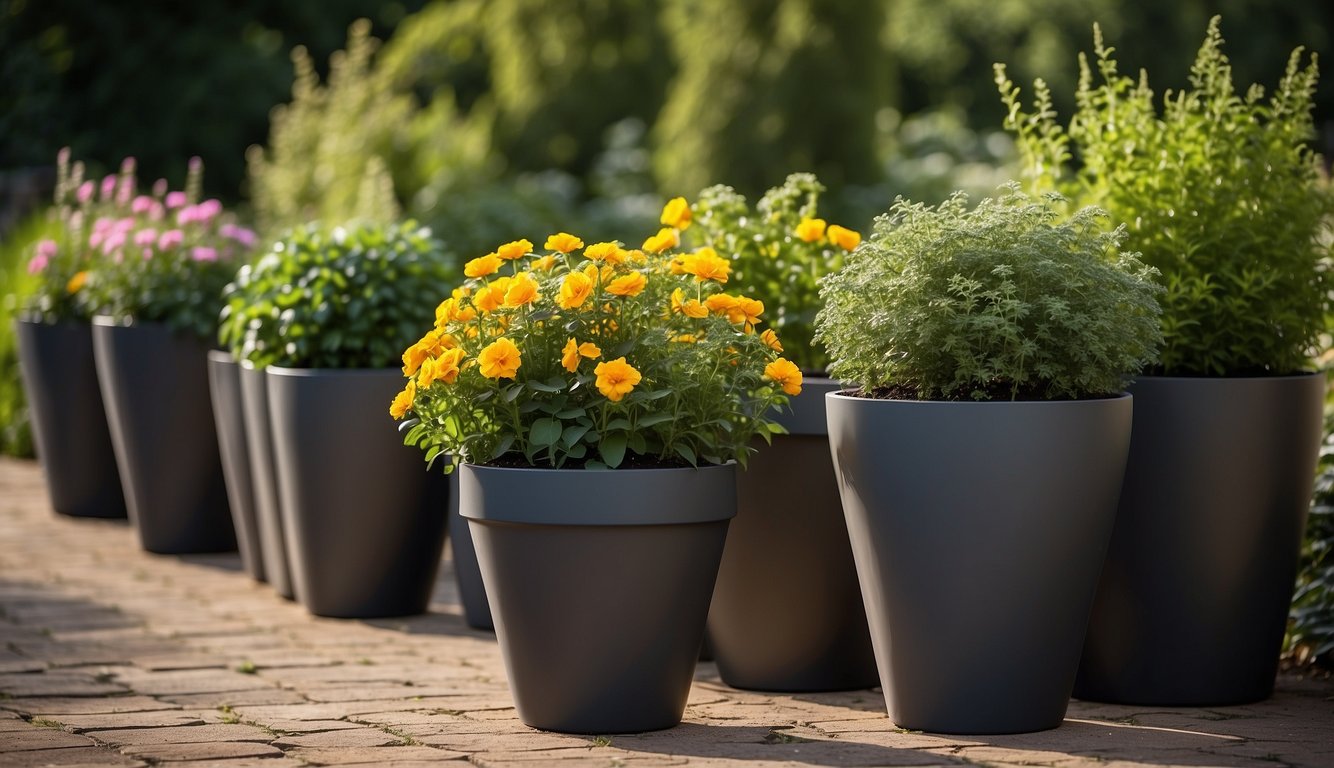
top-left (674, 443), bottom-right (697, 466)
top-left (562, 424), bottom-right (591, 447)
top-left (504, 384), bottom-right (525, 402)
top-left (527, 380), bottom-right (563, 393)
top-left (599, 433), bottom-right (627, 468)
top-left (490, 434), bottom-right (515, 460)
top-left (637, 412), bottom-right (674, 428)
top-left (530, 418), bottom-right (562, 446)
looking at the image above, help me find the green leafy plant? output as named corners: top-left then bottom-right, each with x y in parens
top-left (687, 173), bottom-right (862, 373)
top-left (996, 17), bottom-right (1333, 376)
top-left (1288, 401), bottom-right (1334, 669)
top-left (59, 154), bottom-right (254, 341)
top-left (395, 224), bottom-right (798, 470)
top-left (815, 185), bottom-right (1163, 401)
top-left (219, 220), bottom-right (456, 369)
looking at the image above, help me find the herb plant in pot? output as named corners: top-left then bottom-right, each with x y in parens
top-left (396, 232), bottom-right (796, 733)
top-left (687, 174), bottom-right (877, 692)
top-left (816, 186), bottom-right (1163, 734)
top-left (82, 157), bottom-right (249, 554)
top-left (999, 18), bottom-right (1332, 705)
top-left (13, 149), bottom-right (126, 519)
top-left (222, 220), bottom-right (454, 618)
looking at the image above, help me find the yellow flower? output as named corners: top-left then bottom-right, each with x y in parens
top-left (561, 337), bottom-right (602, 372)
top-left (764, 358), bottom-right (803, 396)
top-left (760, 328), bottom-right (783, 352)
top-left (532, 254), bottom-right (559, 271)
top-left (660, 197), bottom-right (692, 230)
top-left (606, 270), bottom-right (647, 297)
top-left (503, 272), bottom-right (540, 307)
top-left (66, 271), bottom-right (88, 294)
top-left (497, 239), bottom-right (534, 260)
top-left (545, 232), bottom-right (584, 254)
top-left (474, 277), bottom-right (511, 313)
top-left (557, 269), bottom-right (594, 309)
top-left (671, 333), bottom-right (698, 343)
top-left (430, 347), bottom-right (466, 386)
top-left (642, 227), bottom-right (679, 254)
top-left (465, 253), bottom-right (503, 278)
top-left (827, 224), bottom-right (861, 251)
top-left (704, 293), bottom-right (739, 319)
top-left (436, 297), bottom-right (476, 326)
top-left (594, 357), bottom-right (641, 402)
top-left (671, 287), bottom-right (709, 319)
top-left (681, 247), bottom-right (730, 283)
top-left (389, 379), bottom-right (416, 419)
top-left (478, 337), bottom-right (522, 379)
top-left (584, 242), bottom-right (624, 263)
top-left (795, 218), bottom-right (827, 243)
top-left (736, 297), bottom-right (764, 329)
top-left (625, 249), bottom-right (647, 264)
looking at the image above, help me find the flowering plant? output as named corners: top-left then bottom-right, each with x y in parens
top-left (219, 220), bottom-right (455, 369)
top-left (66, 155), bottom-right (256, 339)
top-left (393, 217), bottom-right (801, 470)
top-left (687, 173), bottom-right (861, 373)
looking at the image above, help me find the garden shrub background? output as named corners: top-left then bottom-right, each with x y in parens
top-left (2, 0), bottom-right (1333, 665)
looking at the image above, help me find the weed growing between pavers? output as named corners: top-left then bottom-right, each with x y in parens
top-left (235, 661), bottom-right (257, 674)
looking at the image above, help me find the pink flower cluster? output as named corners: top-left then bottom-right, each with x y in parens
top-left (27, 240), bottom-right (58, 274)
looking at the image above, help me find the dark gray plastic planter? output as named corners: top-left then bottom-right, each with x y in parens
top-left (206, 352), bottom-right (265, 581)
top-left (91, 318), bottom-right (235, 554)
top-left (1076, 374), bottom-right (1325, 706)
top-left (267, 367), bottom-right (449, 619)
top-left (14, 319), bottom-right (125, 519)
top-left (461, 462), bottom-right (735, 734)
top-left (447, 472), bottom-right (493, 630)
top-left (827, 392), bottom-right (1131, 734)
top-left (239, 363), bottom-right (294, 599)
top-left (708, 377), bottom-right (877, 691)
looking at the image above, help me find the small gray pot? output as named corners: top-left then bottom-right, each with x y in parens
top-left (14, 319), bottom-right (125, 519)
top-left (1076, 373), bottom-right (1325, 706)
top-left (447, 472), bottom-right (493, 630)
top-left (91, 318), bottom-right (235, 554)
top-left (708, 377), bottom-right (877, 691)
top-left (267, 367), bottom-right (449, 619)
top-left (827, 392), bottom-right (1131, 734)
top-left (462, 462), bottom-right (735, 734)
top-left (239, 363), bottom-right (295, 599)
top-left (207, 352), bottom-right (264, 581)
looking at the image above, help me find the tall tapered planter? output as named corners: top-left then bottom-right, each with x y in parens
top-left (14, 319), bottom-right (126, 519)
top-left (267, 367), bottom-right (448, 619)
top-left (827, 392), bottom-right (1131, 734)
top-left (239, 364), bottom-right (294, 599)
top-left (91, 317), bottom-right (235, 554)
top-left (1076, 374), bottom-right (1325, 706)
top-left (462, 463), bottom-right (734, 734)
top-left (447, 472), bottom-right (493, 630)
top-left (708, 377), bottom-right (877, 691)
top-left (206, 352), bottom-right (265, 581)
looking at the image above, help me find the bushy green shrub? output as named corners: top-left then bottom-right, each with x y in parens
top-left (0, 212), bottom-right (57, 458)
top-left (816, 185), bottom-right (1163, 401)
top-left (1289, 399), bottom-right (1334, 669)
top-left (219, 220), bottom-right (455, 369)
top-left (997, 17), bottom-right (1333, 376)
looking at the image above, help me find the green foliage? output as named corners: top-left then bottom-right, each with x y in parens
top-left (1289, 400), bottom-right (1334, 668)
top-left (653, 0), bottom-right (891, 198)
top-left (688, 173), bottom-right (861, 372)
top-left (219, 220), bottom-right (456, 369)
top-left (816, 185), bottom-right (1163, 401)
top-left (398, 236), bottom-right (793, 471)
top-left (998, 17), bottom-right (1333, 376)
top-left (0, 212), bottom-right (56, 458)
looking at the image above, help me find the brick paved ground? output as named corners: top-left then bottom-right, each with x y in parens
top-left (1, 457), bottom-right (1332, 767)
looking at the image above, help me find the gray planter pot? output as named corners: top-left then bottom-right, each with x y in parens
top-left (447, 472), bottom-right (493, 630)
top-left (14, 319), bottom-right (125, 519)
top-left (206, 352), bottom-right (265, 581)
top-left (267, 367), bottom-right (449, 619)
top-left (91, 317), bottom-right (235, 554)
top-left (708, 377), bottom-right (877, 691)
top-left (827, 392), bottom-right (1131, 734)
top-left (239, 364), bottom-right (295, 599)
top-left (1076, 373), bottom-right (1325, 706)
top-left (462, 462), bottom-right (735, 734)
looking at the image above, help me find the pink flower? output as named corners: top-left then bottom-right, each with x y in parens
top-left (100, 174), bottom-right (116, 200)
top-left (191, 246), bottom-right (218, 262)
top-left (153, 178), bottom-right (168, 197)
top-left (35, 239), bottom-right (57, 260)
top-left (148, 202), bottom-right (165, 221)
top-left (157, 229), bottom-right (184, 250)
top-left (131, 196), bottom-right (154, 214)
top-left (134, 229), bottom-right (158, 247)
top-left (89, 231), bottom-right (104, 248)
top-left (27, 254), bottom-right (49, 274)
top-left (165, 191), bottom-right (187, 209)
top-left (102, 231), bottom-right (126, 254)
top-left (77, 181), bottom-right (95, 204)
top-left (219, 223), bottom-right (257, 249)
top-left (114, 217), bottom-right (136, 233)
top-left (142, 248), bottom-right (154, 261)
top-left (196, 199), bottom-right (222, 221)
top-left (176, 205), bottom-right (197, 225)
top-left (92, 217), bottom-right (113, 234)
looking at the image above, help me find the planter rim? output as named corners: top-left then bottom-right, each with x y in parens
top-left (1133, 371), bottom-right (1324, 383)
top-left (827, 391), bottom-right (1130, 408)
top-left (460, 461), bottom-right (736, 527)
top-left (265, 365), bottom-right (402, 378)
top-left (207, 349), bottom-right (238, 364)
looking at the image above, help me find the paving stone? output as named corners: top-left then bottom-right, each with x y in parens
top-left (87, 722), bottom-right (274, 747)
top-left (0, 745), bottom-right (146, 766)
top-left (107, 669), bottom-right (275, 696)
top-left (271, 726), bottom-right (407, 748)
top-left (0, 695), bottom-right (180, 716)
top-left (159, 688), bottom-right (309, 708)
top-left (45, 711), bottom-right (208, 733)
top-left (283, 745), bottom-right (469, 764)
top-left (0, 671), bottom-right (129, 698)
top-left (0, 726), bottom-right (100, 750)
top-left (119, 741), bottom-right (286, 761)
